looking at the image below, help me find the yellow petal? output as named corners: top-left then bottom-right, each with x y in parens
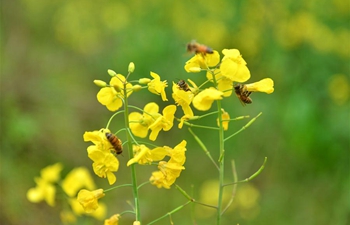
top-left (245, 78), bottom-right (274, 94)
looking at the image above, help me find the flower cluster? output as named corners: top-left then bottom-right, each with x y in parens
top-left (83, 128), bottom-right (120, 185)
top-left (127, 140), bottom-right (187, 189)
top-left (27, 163), bottom-right (106, 223)
top-left (174, 47), bottom-right (274, 129)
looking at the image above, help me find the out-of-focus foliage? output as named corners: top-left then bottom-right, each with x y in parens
top-left (1, 0), bottom-right (349, 224)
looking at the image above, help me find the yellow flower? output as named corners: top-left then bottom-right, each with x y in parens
top-left (149, 141), bottom-right (186, 189)
top-left (150, 164), bottom-right (185, 189)
top-left (69, 198), bottom-right (107, 219)
top-left (83, 128), bottom-right (112, 153)
top-left (62, 167), bottom-right (96, 197)
top-left (220, 49), bottom-right (251, 83)
top-left (40, 162), bottom-right (63, 183)
top-left (129, 102), bottom-right (159, 138)
top-left (149, 170), bottom-right (170, 189)
top-left (245, 78), bottom-right (274, 94)
top-left (104, 214), bottom-right (121, 225)
top-left (84, 128), bottom-right (120, 184)
top-left (147, 71), bottom-right (168, 101)
top-left (172, 82), bottom-right (195, 117)
top-left (77, 189), bottom-right (105, 213)
top-left (184, 50), bottom-right (220, 72)
top-left (168, 140), bottom-right (187, 166)
top-left (127, 145), bottom-right (151, 166)
top-left (206, 69), bottom-right (234, 97)
top-left (97, 74), bottom-right (133, 111)
top-left (148, 104), bottom-right (177, 141)
top-left (127, 145), bottom-right (169, 166)
top-left (192, 88), bottom-right (224, 111)
top-left (27, 163), bottom-right (63, 206)
top-left (88, 148), bottom-right (119, 185)
top-left (133, 221), bottom-right (141, 225)
top-left (27, 177), bottom-right (56, 206)
top-left (217, 109), bottom-right (230, 131)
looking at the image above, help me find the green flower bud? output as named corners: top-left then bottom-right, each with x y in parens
top-left (132, 85), bottom-right (142, 92)
top-left (138, 78), bottom-right (151, 84)
top-left (93, 80), bottom-right (107, 87)
top-left (128, 62), bottom-right (135, 73)
top-left (107, 69), bottom-right (117, 76)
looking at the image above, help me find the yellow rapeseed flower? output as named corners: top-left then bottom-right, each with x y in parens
top-left (127, 145), bottom-right (169, 166)
top-left (149, 141), bottom-right (186, 189)
top-left (147, 71), bottom-right (168, 101)
top-left (77, 189), bottom-right (105, 213)
top-left (62, 167), bottom-right (96, 197)
top-left (27, 163), bottom-right (63, 207)
top-left (192, 88), bottom-right (224, 111)
top-left (220, 49), bottom-right (251, 83)
top-left (128, 102), bottom-right (159, 138)
top-left (172, 82), bottom-right (194, 117)
top-left (87, 148), bottom-right (119, 185)
top-left (104, 214), bottom-right (121, 225)
top-left (83, 128), bottom-right (120, 184)
top-left (184, 50), bottom-right (220, 72)
top-left (27, 177), bottom-right (57, 206)
top-left (148, 104), bottom-right (177, 141)
top-left (217, 109), bottom-right (230, 131)
top-left (97, 74), bottom-right (133, 111)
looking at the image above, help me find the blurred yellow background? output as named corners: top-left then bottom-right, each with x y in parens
top-left (1, 0), bottom-right (349, 224)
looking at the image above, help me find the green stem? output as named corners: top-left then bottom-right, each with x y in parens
top-left (223, 157), bottom-right (267, 187)
top-left (209, 68), bottom-right (225, 225)
top-left (182, 121), bottom-right (220, 130)
top-left (104, 184), bottom-right (133, 192)
top-left (221, 160), bottom-right (238, 215)
top-left (146, 201), bottom-right (191, 225)
top-left (175, 184), bottom-right (217, 209)
top-left (216, 98), bottom-right (225, 225)
top-left (105, 110), bottom-right (125, 129)
top-left (123, 80), bottom-right (141, 221)
top-left (188, 128), bottom-right (219, 170)
top-left (224, 112), bottom-right (262, 142)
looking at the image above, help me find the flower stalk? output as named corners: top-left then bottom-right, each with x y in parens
top-left (122, 76), bottom-right (141, 221)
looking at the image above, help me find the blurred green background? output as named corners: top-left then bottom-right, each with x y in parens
top-left (1, 0), bottom-right (349, 224)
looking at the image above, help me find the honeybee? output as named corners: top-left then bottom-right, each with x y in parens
top-left (177, 79), bottom-right (191, 92)
top-left (186, 40), bottom-right (213, 55)
top-left (234, 84), bottom-right (253, 106)
top-left (106, 133), bottom-right (123, 155)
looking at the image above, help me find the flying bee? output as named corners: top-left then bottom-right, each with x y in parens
top-left (186, 40), bottom-right (214, 55)
top-left (105, 133), bottom-right (123, 155)
top-left (234, 84), bottom-right (253, 106)
top-left (177, 79), bottom-right (191, 92)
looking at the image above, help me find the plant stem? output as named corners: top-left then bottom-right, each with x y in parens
top-left (123, 80), bottom-right (141, 221)
top-left (210, 69), bottom-right (225, 225)
top-left (216, 98), bottom-right (225, 225)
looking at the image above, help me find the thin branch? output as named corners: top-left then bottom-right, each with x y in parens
top-left (223, 157), bottom-right (267, 187)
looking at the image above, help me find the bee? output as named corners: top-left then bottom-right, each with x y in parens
top-left (177, 79), bottom-right (191, 92)
top-left (234, 84), bottom-right (253, 106)
top-left (105, 133), bottom-right (123, 155)
top-left (186, 40), bottom-right (214, 55)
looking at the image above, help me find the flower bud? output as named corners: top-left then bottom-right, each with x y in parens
top-left (107, 69), bottom-right (117, 77)
top-left (93, 80), bottom-right (107, 87)
top-left (128, 62), bottom-right (135, 73)
top-left (138, 78), bottom-right (151, 84)
top-left (132, 84), bottom-right (142, 92)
